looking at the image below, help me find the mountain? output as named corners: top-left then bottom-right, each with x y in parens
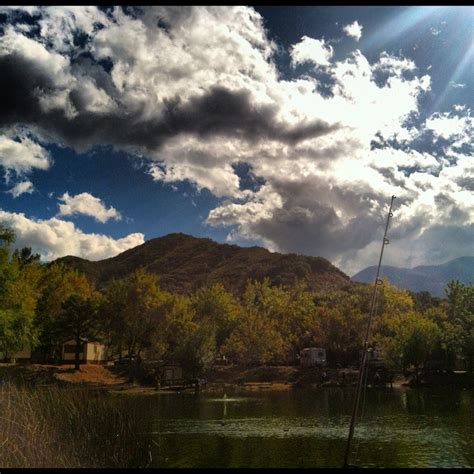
top-left (351, 256), bottom-right (474, 297)
top-left (56, 233), bottom-right (351, 295)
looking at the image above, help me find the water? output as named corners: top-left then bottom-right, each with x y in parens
top-left (123, 386), bottom-right (473, 468)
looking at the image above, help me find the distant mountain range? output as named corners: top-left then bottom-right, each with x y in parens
top-left (352, 256), bottom-right (474, 297)
top-left (56, 233), bottom-right (351, 295)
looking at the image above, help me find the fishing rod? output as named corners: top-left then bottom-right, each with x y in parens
top-left (342, 195), bottom-right (396, 469)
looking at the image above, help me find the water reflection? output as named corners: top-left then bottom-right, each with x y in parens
top-left (140, 387), bottom-right (473, 468)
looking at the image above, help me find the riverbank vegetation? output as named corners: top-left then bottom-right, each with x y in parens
top-left (1, 224), bottom-right (473, 378)
top-left (0, 381), bottom-right (154, 467)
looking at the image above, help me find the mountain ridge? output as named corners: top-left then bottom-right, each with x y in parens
top-left (55, 232), bottom-right (351, 295)
top-left (352, 256), bottom-right (474, 297)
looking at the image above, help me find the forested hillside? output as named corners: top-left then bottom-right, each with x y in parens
top-left (56, 233), bottom-right (350, 295)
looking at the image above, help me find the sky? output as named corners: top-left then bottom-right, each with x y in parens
top-left (0, 5), bottom-right (472, 276)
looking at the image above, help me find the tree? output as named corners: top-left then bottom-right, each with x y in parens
top-left (55, 294), bottom-right (103, 370)
top-left (222, 279), bottom-right (290, 365)
top-left (445, 280), bottom-right (474, 371)
top-left (12, 247), bottom-right (41, 268)
top-left (190, 283), bottom-right (240, 353)
top-left (401, 316), bottom-right (440, 373)
top-left (311, 286), bottom-right (368, 366)
top-left (102, 269), bottom-right (166, 361)
top-left (372, 282), bottom-right (429, 372)
top-left (0, 227), bottom-right (43, 360)
top-left (175, 323), bottom-right (217, 377)
top-left (34, 265), bottom-right (98, 360)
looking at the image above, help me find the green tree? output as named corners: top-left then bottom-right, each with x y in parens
top-left (12, 247), bottom-right (41, 268)
top-left (0, 227), bottom-right (43, 360)
top-left (55, 294), bottom-right (103, 370)
top-left (445, 280), bottom-right (474, 371)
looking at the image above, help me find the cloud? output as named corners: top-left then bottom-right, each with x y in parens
top-left (7, 180), bottom-right (34, 198)
top-left (0, 53), bottom-right (336, 152)
top-left (0, 209), bottom-right (144, 261)
top-left (57, 192), bottom-right (122, 223)
top-left (374, 52), bottom-right (416, 75)
top-left (342, 21), bottom-right (363, 41)
top-left (425, 110), bottom-right (472, 141)
top-left (0, 6), bottom-right (472, 274)
top-left (290, 36), bottom-right (333, 67)
top-left (0, 134), bottom-right (51, 174)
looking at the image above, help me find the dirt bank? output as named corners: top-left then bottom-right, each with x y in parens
top-left (206, 365), bottom-right (361, 391)
top-left (0, 363), bottom-right (405, 394)
top-left (0, 363), bottom-right (128, 389)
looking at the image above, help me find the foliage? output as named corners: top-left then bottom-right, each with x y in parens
top-left (311, 286), bottom-right (368, 366)
top-left (34, 265), bottom-right (99, 360)
top-left (55, 232), bottom-right (350, 296)
top-left (190, 283), bottom-right (240, 351)
top-left (445, 280), bottom-right (474, 371)
top-left (1, 225), bottom-right (473, 376)
top-left (102, 268), bottom-right (167, 360)
top-left (222, 279), bottom-right (292, 365)
top-left (0, 228), bottom-right (43, 358)
top-left (54, 294), bottom-right (103, 370)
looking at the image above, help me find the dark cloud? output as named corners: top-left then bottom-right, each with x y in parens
top-left (456, 176), bottom-right (474, 191)
top-left (434, 192), bottom-right (470, 223)
top-left (410, 224), bottom-right (474, 264)
top-left (0, 52), bottom-right (338, 153)
top-left (249, 179), bottom-right (385, 260)
top-left (375, 166), bottom-right (406, 187)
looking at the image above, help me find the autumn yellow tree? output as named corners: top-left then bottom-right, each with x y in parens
top-left (102, 268), bottom-right (167, 361)
top-left (222, 279), bottom-right (291, 365)
top-left (35, 265), bottom-right (98, 360)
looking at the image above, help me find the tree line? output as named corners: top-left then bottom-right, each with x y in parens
top-left (1, 225), bottom-right (472, 375)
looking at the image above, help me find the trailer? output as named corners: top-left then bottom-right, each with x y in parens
top-left (300, 347), bottom-right (327, 367)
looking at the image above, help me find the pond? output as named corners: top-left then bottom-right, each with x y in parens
top-left (127, 386), bottom-right (473, 468)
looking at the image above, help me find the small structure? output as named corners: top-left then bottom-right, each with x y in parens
top-left (360, 348), bottom-right (393, 386)
top-left (300, 347), bottom-right (327, 367)
top-left (1, 343), bottom-right (32, 362)
top-left (61, 339), bottom-right (110, 364)
top-left (158, 364), bottom-right (184, 386)
top-left (365, 348), bottom-right (384, 368)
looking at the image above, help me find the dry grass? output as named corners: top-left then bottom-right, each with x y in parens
top-left (55, 364), bottom-right (126, 385)
top-left (0, 363), bottom-right (127, 388)
top-left (0, 381), bottom-right (154, 468)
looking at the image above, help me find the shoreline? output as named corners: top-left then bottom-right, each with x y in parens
top-left (1, 363), bottom-right (409, 395)
top-left (3, 363), bottom-right (471, 395)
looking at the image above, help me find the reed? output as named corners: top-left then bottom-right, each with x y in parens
top-left (0, 381), bottom-right (154, 467)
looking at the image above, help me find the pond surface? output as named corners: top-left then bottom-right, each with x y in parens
top-left (128, 386), bottom-right (473, 468)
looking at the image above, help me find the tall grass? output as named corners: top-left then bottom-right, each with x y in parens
top-left (0, 382), bottom-right (155, 467)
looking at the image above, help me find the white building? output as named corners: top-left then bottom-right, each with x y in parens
top-left (61, 339), bottom-right (111, 364)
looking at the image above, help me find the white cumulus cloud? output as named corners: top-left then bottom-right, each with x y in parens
top-left (342, 21), bottom-right (363, 41)
top-left (290, 36), bottom-right (333, 67)
top-left (57, 192), bottom-right (122, 223)
top-left (7, 180), bottom-right (34, 198)
top-left (0, 135), bottom-right (51, 174)
top-left (0, 209), bottom-right (144, 261)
